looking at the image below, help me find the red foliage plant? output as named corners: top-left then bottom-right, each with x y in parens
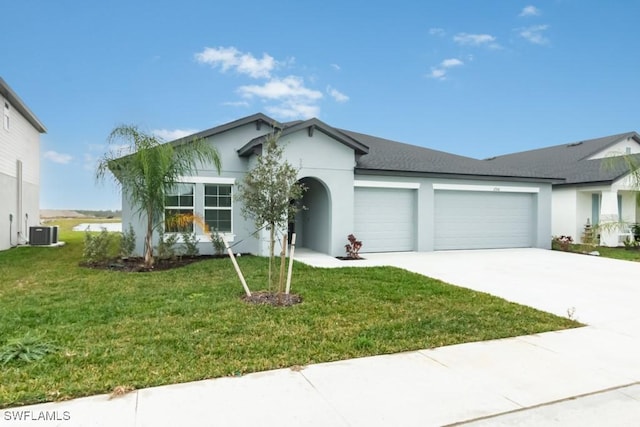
top-left (345, 234), bottom-right (363, 259)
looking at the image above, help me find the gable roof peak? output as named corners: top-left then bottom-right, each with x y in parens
top-left (0, 77), bottom-right (47, 133)
top-left (237, 116), bottom-right (369, 156)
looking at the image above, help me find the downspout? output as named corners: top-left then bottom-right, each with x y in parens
top-left (9, 213), bottom-right (15, 248)
top-left (16, 159), bottom-right (23, 244)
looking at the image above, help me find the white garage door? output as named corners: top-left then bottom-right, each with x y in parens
top-left (354, 187), bottom-right (415, 252)
top-left (434, 190), bottom-right (535, 250)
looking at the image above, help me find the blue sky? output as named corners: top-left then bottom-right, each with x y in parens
top-left (4, 1), bottom-right (640, 209)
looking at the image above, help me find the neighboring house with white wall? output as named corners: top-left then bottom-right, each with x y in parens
top-left (487, 132), bottom-right (640, 246)
top-left (121, 113), bottom-right (556, 257)
top-left (0, 77), bottom-right (47, 251)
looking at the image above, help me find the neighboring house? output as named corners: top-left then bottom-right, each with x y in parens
top-left (0, 78), bottom-right (47, 251)
top-left (123, 113), bottom-right (555, 257)
top-left (487, 132), bottom-right (640, 246)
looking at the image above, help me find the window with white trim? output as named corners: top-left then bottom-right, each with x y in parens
top-left (164, 183), bottom-right (195, 232)
top-left (204, 184), bottom-right (232, 233)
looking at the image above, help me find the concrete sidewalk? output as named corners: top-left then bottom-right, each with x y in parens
top-left (3, 249), bottom-right (640, 426)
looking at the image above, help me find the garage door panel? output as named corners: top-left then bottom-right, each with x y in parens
top-left (435, 191), bottom-right (535, 250)
top-left (354, 188), bottom-right (415, 252)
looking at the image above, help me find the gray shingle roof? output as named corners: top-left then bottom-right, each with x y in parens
top-left (485, 132), bottom-right (640, 185)
top-left (339, 129), bottom-right (560, 180)
top-left (164, 112), bottom-right (638, 184)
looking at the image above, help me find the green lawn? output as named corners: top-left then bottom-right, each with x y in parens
top-left (1, 220), bottom-right (580, 408)
top-left (557, 243), bottom-right (640, 262)
top-left (590, 246), bottom-right (640, 261)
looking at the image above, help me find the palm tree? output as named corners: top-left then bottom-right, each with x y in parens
top-left (96, 125), bottom-right (221, 268)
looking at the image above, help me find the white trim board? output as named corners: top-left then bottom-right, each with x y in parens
top-left (433, 184), bottom-right (539, 193)
top-left (177, 176), bottom-right (236, 184)
top-left (354, 180), bottom-right (420, 189)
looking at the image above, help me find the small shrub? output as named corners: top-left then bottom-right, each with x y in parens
top-left (210, 229), bottom-right (226, 255)
top-left (0, 334), bottom-right (58, 366)
top-left (623, 237), bottom-right (639, 250)
top-left (552, 235), bottom-right (573, 252)
top-left (120, 224), bottom-right (136, 259)
top-left (83, 228), bottom-right (113, 263)
top-left (156, 233), bottom-right (179, 260)
top-left (345, 234), bottom-right (363, 259)
top-left (181, 232), bottom-right (200, 257)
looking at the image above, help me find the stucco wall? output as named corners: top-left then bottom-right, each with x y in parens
top-left (281, 130), bottom-right (356, 256)
top-left (552, 187), bottom-right (579, 239)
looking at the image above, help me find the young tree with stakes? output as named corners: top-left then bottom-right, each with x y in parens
top-left (96, 125), bottom-right (221, 268)
top-left (236, 133), bottom-right (305, 293)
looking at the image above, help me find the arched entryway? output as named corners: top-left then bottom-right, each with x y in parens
top-left (292, 177), bottom-right (331, 254)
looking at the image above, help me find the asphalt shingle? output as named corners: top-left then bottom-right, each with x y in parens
top-left (485, 132), bottom-right (640, 185)
top-left (339, 129), bottom-right (560, 180)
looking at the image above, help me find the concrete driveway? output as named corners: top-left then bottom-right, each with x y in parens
top-left (350, 248), bottom-right (640, 331)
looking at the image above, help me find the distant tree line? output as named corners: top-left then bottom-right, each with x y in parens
top-left (76, 210), bottom-right (122, 218)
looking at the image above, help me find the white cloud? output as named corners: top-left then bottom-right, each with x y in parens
top-left (428, 68), bottom-right (447, 80)
top-left (222, 101), bottom-right (250, 107)
top-left (519, 5), bottom-right (541, 17)
top-left (453, 33), bottom-right (501, 49)
top-left (429, 28), bottom-right (446, 37)
top-left (152, 129), bottom-right (198, 141)
top-left (195, 46), bottom-right (276, 79)
top-left (196, 47), bottom-right (340, 119)
top-left (519, 25), bottom-right (550, 45)
top-left (238, 76), bottom-right (323, 120)
top-left (327, 86), bottom-right (349, 103)
top-left (441, 58), bottom-right (464, 68)
top-left (238, 76), bottom-right (323, 101)
top-left (43, 150), bottom-right (72, 164)
top-left (429, 58), bottom-right (464, 80)
top-left (266, 103), bottom-right (320, 120)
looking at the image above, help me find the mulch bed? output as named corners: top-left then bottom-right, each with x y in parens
top-left (242, 291), bottom-right (303, 307)
top-left (335, 256), bottom-right (366, 261)
top-left (81, 254), bottom-right (250, 272)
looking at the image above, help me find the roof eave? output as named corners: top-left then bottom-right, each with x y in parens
top-left (0, 77), bottom-right (47, 133)
top-left (355, 168), bottom-right (563, 184)
top-left (172, 113), bottom-right (280, 149)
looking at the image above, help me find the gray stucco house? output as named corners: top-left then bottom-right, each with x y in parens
top-left (123, 113), bottom-right (555, 257)
top-left (0, 78), bottom-right (47, 251)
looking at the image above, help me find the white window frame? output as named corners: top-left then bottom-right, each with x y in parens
top-left (164, 183), bottom-right (196, 233)
top-left (168, 177), bottom-right (236, 242)
top-left (203, 183), bottom-right (233, 235)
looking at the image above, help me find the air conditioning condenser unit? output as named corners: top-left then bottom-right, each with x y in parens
top-left (29, 226), bottom-right (59, 246)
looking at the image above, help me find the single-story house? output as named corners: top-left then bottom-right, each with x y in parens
top-left (0, 77), bottom-right (47, 251)
top-left (486, 132), bottom-right (640, 246)
top-left (123, 113), bottom-right (557, 257)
